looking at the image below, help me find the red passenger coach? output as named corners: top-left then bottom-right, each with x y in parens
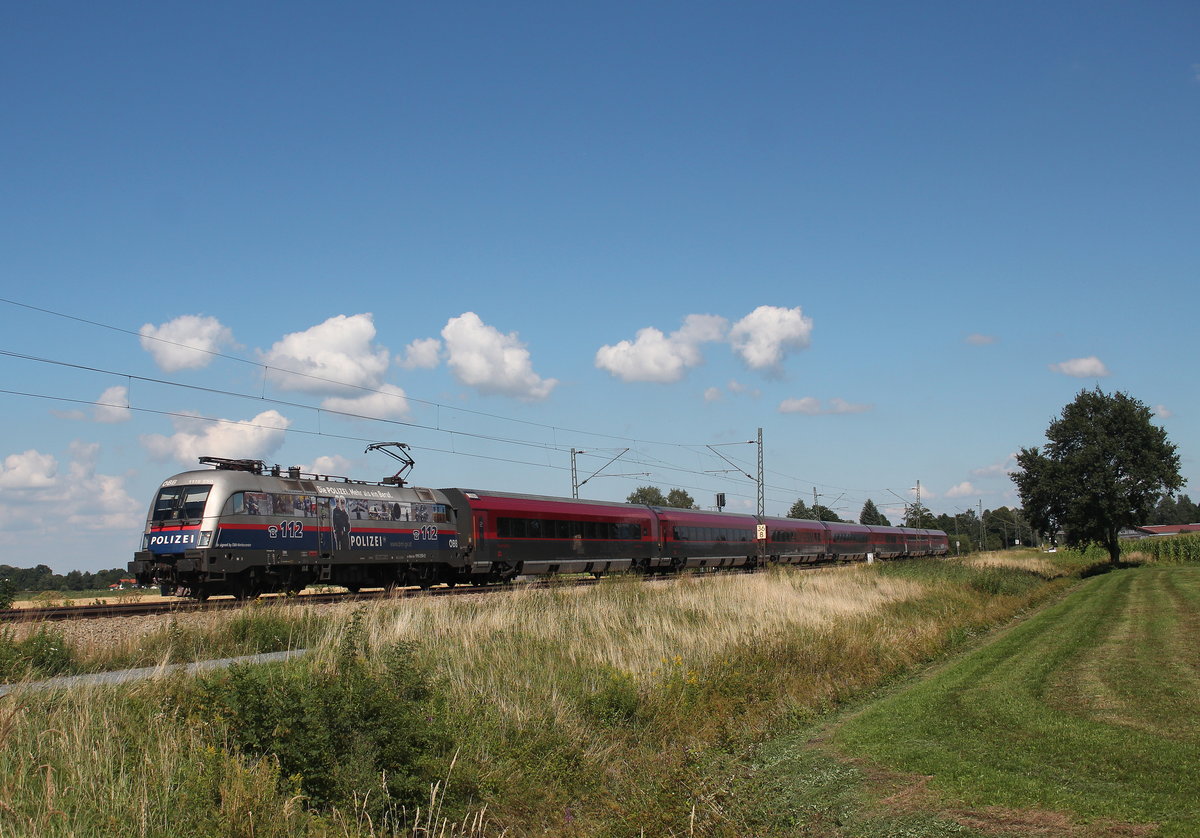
top-left (759, 516), bottom-right (827, 564)
top-left (441, 489), bottom-right (659, 577)
top-left (655, 508), bottom-right (759, 570)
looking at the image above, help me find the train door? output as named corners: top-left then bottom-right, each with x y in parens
top-left (474, 512), bottom-right (488, 561)
top-left (316, 497), bottom-right (331, 556)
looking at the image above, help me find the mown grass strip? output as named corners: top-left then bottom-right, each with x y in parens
top-left (833, 566), bottom-right (1200, 835)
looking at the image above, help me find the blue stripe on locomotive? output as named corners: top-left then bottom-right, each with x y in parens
top-left (213, 523), bottom-right (454, 552)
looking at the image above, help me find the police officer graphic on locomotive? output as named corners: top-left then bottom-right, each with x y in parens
top-left (130, 444), bottom-right (948, 600)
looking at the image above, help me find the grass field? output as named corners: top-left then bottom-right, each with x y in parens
top-left (6, 553), bottom-right (1188, 836)
top-left (829, 565), bottom-right (1200, 836)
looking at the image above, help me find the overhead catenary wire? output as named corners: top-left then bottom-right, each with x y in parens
top-left (0, 296), bottom-right (909, 513)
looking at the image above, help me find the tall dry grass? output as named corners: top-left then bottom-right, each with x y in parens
top-left (307, 566), bottom-right (929, 729)
top-left (290, 565), bottom-right (954, 833)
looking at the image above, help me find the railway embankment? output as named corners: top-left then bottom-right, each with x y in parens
top-left (0, 551), bottom-right (1157, 837)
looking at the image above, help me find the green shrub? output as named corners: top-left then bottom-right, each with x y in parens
top-left (202, 619), bottom-right (452, 823)
top-left (582, 665), bottom-right (641, 725)
top-left (20, 627), bottom-right (74, 675)
top-left (0, 578), bottom-right (16, 610)
top-left (225, 607), bottom-right (297, 653)
top-left (0, 630), bottom-right (20, 680)
top-left (0, 626), bottom-right (76, 680)
top-left (966, 566), bottom-right (1045, 597)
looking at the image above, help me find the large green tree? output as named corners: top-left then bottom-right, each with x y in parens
top-left (627, 486), bottom-right (667, 506)
top-left (903, 504), bottom-right (936, 529)
top-left (665, 488), bottom-right (697, 509)
top-left (1013, 388), bottom-right (1183, 564)
top-left (787, 499), bottom-right (811, 519)
top-left (859, 498), bottom-right (890, 526)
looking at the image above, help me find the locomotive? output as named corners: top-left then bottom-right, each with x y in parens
top-left (129, 446), bottom-right (949, 600)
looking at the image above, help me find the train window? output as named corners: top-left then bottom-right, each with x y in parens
top-left (152, 484), bottom-right (211, 523)
top-left (528, 519), bottom-right (542, 538)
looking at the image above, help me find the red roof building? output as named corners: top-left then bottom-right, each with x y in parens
top-left (1135, 524), bottom-right (1200, 537)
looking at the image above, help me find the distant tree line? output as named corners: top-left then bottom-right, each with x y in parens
top-left (0, 564), bottom-right (129, 593)
top-left (626, 486), bottom-right (698, 508)
top-left (1149, 494), bottom-right (1199, 525)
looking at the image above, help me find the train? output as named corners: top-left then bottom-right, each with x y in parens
top-left (129, 451), bottom-right (949, 600)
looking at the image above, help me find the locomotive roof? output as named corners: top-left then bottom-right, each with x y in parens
top-left (161, 467), bottom-right (439, 496)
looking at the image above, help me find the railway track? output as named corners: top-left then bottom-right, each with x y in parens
top-left (0, 576), bottom-right (607, 623)
top-left (2, 559), bottom-right (869, 624)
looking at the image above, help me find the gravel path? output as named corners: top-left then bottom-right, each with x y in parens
top-left (0, 649), bottom-right (310, 696)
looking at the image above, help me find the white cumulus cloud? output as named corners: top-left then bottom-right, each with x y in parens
top-left (61, 442), bottom-right (141, 530)
top-left (966, 333), bottom-right (997, 345)
top-left (1154, 404), bottom-right (1173, 419)
top-left (141, 410), bottom-right (291, 465)
top-left (321, 384), bottom-right (410, 420)
top-left (140, 314), bottom-right (236, 372)
top-left (945, 481), bottom-right (978, 499)
top-left (306, 454), bottom-right (355, 476)
top-left (972, 454), bottom-right (1017, 479)
top-left (595, 314), bottom-right (728, 383)
top-left (398, 337), bottom-right (442, 370)
top-left (94, 385), bottom-right (132, 423)
top-left (1049, 356), bottom-right (1110, 378)
top-left (779, 397), bottom-right (822, 415)
top-left (828, 398), bottom-right (871, 414)
top-left (0, 443), bottom-right (141, 534)
top-left (779, 397), bottom-right (871, 415)
top-left (0, 450), bottom-right (58, 489)
top-left (442, 312), bottom-right (557, 401)
top-left (260, 314), bottom-right (391, 395)
top-left (729, 306), bottom-right (813, 373)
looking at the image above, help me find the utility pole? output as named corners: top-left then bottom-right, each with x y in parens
top-left (571, 448), bottom-right (635, 498)
top-left (756, 427), bottom-right (764, 519)
top-left (571, 449), bottom-right (582, 499)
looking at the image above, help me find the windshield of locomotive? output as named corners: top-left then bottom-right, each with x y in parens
top-left (151, 484), bottom-right (211, 524)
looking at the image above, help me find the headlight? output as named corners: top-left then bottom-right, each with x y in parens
top-left (199, 531), bottom-right (213, 548)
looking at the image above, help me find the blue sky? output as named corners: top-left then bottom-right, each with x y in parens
top-left (2, 1), bottom-right (1197, 572)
